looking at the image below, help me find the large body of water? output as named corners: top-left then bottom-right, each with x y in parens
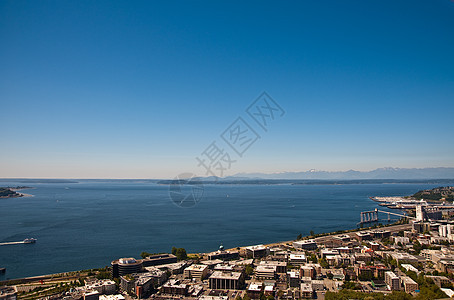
top-left (0, 179), bottom-right (453, 280)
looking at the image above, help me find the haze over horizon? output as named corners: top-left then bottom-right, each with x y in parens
top-left (1, 1), bottom-right (453, 179)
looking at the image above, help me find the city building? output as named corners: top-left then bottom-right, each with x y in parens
top-left (85, 280), bottom-right (116, 295)
top-left (209, 271), bottom-right (245, 290)
top-left (247, 283), bottom-right (263, 299)
top-left (401, 276), bottom-right (418, 293)
top-left (245, 245), bottom-right (268, 258)
top-left (184, 264), bottom-right (208, 280)
top-left (385, 271), bottom-right (400, 291)
top-left (355, 231), bottom-right (372, 241)
top-left (426, 275), bottom-right (452, 288)
top-left (335, 235), bottom-right (351, 242)
top-left (369, 242), bottom-right (380, 251)
top-left (388, 252), bottom-right (418, 264)
top-left (160, 279), bottom-right (188, 296)
top-left (292, 239), bottom-right (317, 250)
top-left (354, 252), bottom-right (371, 264)
top-left (300, 283), bottom-right (313, 299)
top-left (120, 269), bottom-right (167, 298)
top-left (207, 247), bottom-right (239, 261)
top-left (263, 283), bottom-right (275, 297)
top-left (401, 264), bottom-right (419, 273)
top-left (416, 205), bottom-right (426, 221)
top-left (84, 290), bottom-right (100, 300)
top-left (0, 286), bottom-right (17, 300)
top-left (289, 254), bottom-right (306, 266)
top-left (356, 266), bottom-right (374, 281)
top-left (394, 236), bottom-right (410, 245)
top-left (311, 280), bottom-right (324, 291)
top-left (300, 266), bottom-right (315, 279)
top-left (99, 295), bottom-right (125, 300)
top-left (255, 265), bottom-right (276, 280)
top-left (199, 296), bottom-right (228, 300)
top-left (157, 261), bottom-right (187, 275)
top-left (259, 260), bottom-right (287, 273)
top-left (287, 271), bottom-right (300, 288)
top-left (111, 258), bottom-right (143, 278)
top-left (213, 264), bottom-right (235, 272)
top-left (320, 249), bottom-right (339, 258)
top-left (142, 254), bottom-right (177, 267)
top-left (369, 230), bottom-right (391, 239)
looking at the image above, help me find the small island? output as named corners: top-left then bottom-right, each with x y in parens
top-left (0, 186), bottom-right (33, 199)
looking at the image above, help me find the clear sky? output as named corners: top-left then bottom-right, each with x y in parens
top-left (1, 0), bottom-right (453, 179)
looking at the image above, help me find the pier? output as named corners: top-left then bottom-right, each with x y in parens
top-left (358, 208), bottom-right (415, 225)
top-left (360, 209), bottom-right (379, 224)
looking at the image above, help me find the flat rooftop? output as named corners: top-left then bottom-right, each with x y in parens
top-left (245, 244), bottom-right (267, 251)
top-left (256, 265), bottom-right (277, 272)
top-left (248, 284), bottom-right (262, 292)
top-left (209, 271), bottom-right (242, 280)
top-left (185, 264), bottom-right (208, 271)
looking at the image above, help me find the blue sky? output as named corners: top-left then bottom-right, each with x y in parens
top-left (1, 0), bottom-right (453, 179)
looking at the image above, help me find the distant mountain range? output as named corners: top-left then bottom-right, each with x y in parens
top-left (230, 167), bottom-right (454, 180)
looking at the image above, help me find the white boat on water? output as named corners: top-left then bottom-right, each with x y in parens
top-left (23, 238), bottom-right (37, 244)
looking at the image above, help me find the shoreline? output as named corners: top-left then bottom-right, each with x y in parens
top-left (17, 192), bottom-right (34, 197)
top-left (0, 192), bottom-right (34, 199)
top-left (0, 220), bottom-right (409, 284)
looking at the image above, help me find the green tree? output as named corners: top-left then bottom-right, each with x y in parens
top-left (310, 230), bottom-right (315, 237)
top-left (309, 253), bottom-right (318, 263)
top-left (413, 240), bottom-right (422, 255)
top-left (245, 264), bottom-right (254, 276)
top-left (319, 258), bottom-right (329, 269)
top-left (296, 233), bottom-right (302, 240)
top-left (96, 271), bottom-right (111, 280)
top-left (175, 248), bottom-right (187, 260)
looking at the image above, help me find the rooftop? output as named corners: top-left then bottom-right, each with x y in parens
top-left (209, 271), bottom-right (242, 280)
top-left (256, 265), bottom-right (277, 272)
top-left (248, 284), bottom-right (262, 292)
top-left (99, 295), bottom-right (126, 300)
top-left (401, 276), bottom-right (417, 284)
top-left (118, 258), bottom-right (139, 265)
top-left (185, 264), bottom-right (208, 271)
top-left (245, 244), bottom-right (267, 251)
top-left (385, 271), bottom-right (399, 279)
top-left (300, 283), bottom-right (313, 292)
top-left (259, 260), bottom-right (286, 266)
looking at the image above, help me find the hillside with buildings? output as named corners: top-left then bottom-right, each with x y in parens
top-left (412, 186), bottom-right (454, 202)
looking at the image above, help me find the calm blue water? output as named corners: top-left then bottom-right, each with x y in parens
top-left (0, 180), bottom-right (452, 279)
